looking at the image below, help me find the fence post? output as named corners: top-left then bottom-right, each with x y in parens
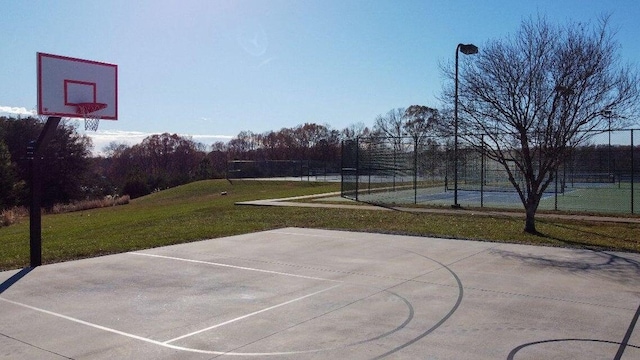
top-left (414, 138), bottom-right (418, 204)
top-left (367, 148), bottom-right (371, 195)
top-left (393, 140), bottom-right (396, 191)
top-left (355, 137), bottom-right (360, 201)
top-left (554, 168), bottom-right (558, 211)
top-left (480, 135), bottom-right (484, 208)
top-left (340, 141), bottom-right (344, 196)
top-left (632, 130), bottom-right (634, 214)
top-left (445, 146), bottom-right (449, 192)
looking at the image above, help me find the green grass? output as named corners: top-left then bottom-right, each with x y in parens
top-left (1, 179), bottom-right (639, 271)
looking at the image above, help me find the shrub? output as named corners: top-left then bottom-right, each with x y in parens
top-left (0, 207), bottom-right (28, 227)
top-left (0, 197), bottom-right (131, 227)
top-left (122, 179), bottom-right (151, 199)
top-left (50, 195), bottom-right (131, 214)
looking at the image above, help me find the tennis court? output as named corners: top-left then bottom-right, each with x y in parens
top-left (342, 131), bottom-right (640, 215)
top-left (353, 186), bottom-right (548, 209)
top-left (1, 228), bottom-right (638, 359)
top-left (348, 182), bottom-right (640, 213)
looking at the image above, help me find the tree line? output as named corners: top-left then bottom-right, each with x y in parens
top-left (0, 106), bottom-right (443, 209)
top-left (1, 117), bottom-right (93, 210)
top-left (3, 107), bottom-right (634, 214)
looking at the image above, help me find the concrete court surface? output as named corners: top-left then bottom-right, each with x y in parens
top-left (0, 227), bottom-right (639, 360)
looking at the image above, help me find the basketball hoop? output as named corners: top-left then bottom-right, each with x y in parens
top-left (75, 102), bottom-right (107, 131)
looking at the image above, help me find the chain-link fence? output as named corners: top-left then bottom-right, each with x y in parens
top-left (228, 160), bottom-right (341, 181)
top-left (341, 130), bottom-right (640, 214)
top-left (341, 136), bottom-right (448, 205)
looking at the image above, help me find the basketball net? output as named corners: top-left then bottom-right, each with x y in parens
top-left (84, 116), bottom-right (100, 132)
top-left (76, 103), bottom-right (107, 132)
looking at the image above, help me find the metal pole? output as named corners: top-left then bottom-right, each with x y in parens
top-left (608, 117), bottom-right (612, 177)
top-left (452, 43), bottom-right (478, 207)
top-left (444, 148), bottom-right (448, 191)
top-left (393, 141), bottom-right (396, 191)
top-left (367, 139), bottom-right (371, 194)
top-left (29, 116), bottom-right (61, 267)
top-left (630, 130), bottom-right (635, 214)
top-left (414, 137), bottom-right (418, 204)
top-left (355, 137), bottom-right (360, 201)
top-left (453, 45), bottom-right (460, 208)
top-left (340, 140), bottom-right (344, 195)
top-left (480, 134), bottom-right (484, 208)
top-left (554, 168), bottom-right (558, 211)
top-left (28, 141), bottom-right (40, 267)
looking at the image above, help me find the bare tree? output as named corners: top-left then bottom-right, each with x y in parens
top-left (373, 108), bottom-right (406, 152)
top-left (444, 16), bottom-right (640, 233)
top-left (341, 122), bottom-right (370, 140)
top-left (404, 105), bottom-right (439, 145)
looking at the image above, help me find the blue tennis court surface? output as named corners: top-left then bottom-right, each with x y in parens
top-left (355, 187), bottom-right (551, 208)
top-left (346, 181), bottom-right (640, 214)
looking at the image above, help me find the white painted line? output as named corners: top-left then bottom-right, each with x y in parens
top-left (164, 284), bottom-right (342, 344)
top-left (0, 296), bottom-right (184, 350)
top-left (272, 229), bottom-right (361, 241)
top-left (0, 294), bottom-right (337, 356)
top-left (129, 252), bottom-right (340, 282)
top-left (272, 230), bottom-right (336, 238)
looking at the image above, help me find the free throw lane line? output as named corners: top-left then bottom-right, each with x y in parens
top-left (164, 284), bottom-right (342, 344)
top-left (130, 252), bottom-right (340, 282)
top-left (0, 284), bottom-right (342, 356)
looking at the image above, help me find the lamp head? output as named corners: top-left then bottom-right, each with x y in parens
top-left (459, 44), bottom-right (478, 55)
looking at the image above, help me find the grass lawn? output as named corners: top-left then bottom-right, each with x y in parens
top-left (1, 179), bottom-right (639, 270)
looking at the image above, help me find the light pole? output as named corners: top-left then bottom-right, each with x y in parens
top-left (453, 43), bottom-right (478, 208)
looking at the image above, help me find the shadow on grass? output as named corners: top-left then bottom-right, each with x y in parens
top-left (359, 200), bottom-right (411, 212)
top-left (537, 218), bottom-right (634, 243)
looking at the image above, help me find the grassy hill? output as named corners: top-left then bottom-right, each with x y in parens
top-left (1, 179), bottom-right (639, 270)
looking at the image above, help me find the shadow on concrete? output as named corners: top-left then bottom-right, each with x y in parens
top-left (507, 337), bottom-right (640, 360)
top-left (492, 246), bottom-right (640, 287)
top-left (497, 244), bottom-right (640, 360)
top-left (0, 267), bottom-right (34, 295)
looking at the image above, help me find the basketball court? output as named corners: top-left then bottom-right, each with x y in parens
top-left (1, 228), bottom-right (638, 359)
top-left (6, 52), bottom-right (637, 358)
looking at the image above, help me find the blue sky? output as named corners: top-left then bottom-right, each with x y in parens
top-left (1, 0), bottom-right (639, 153)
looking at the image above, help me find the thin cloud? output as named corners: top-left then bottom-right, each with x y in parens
top-left (190, 134), bottom-right (233, 142)
top-left (0, 109), bottom-right (234, 155)
top-left (257, 57), bottom-right (277, 68)
top-left (0, 106), bottom-right (36, 116)
top-left (85, 130), bottom-right (232, 156)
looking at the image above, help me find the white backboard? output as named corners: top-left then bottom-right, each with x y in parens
top-left (37, 52), bottom-right (118, 120)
